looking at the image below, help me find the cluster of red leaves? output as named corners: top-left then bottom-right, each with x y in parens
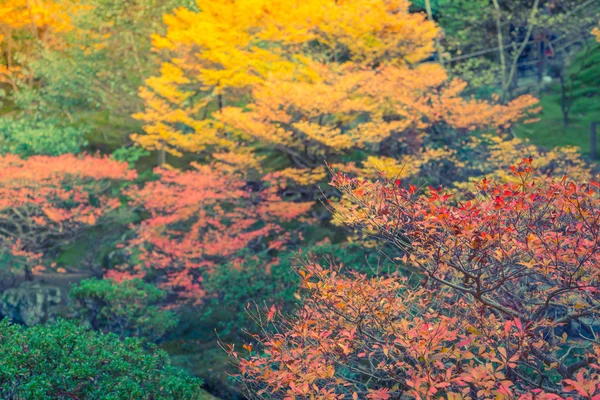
top-left (331, 158), bottom-right (600, 325)
top-left (0, 154), bottom-right (136, 276)
top-left (108, 163), bottom-right (312, 302)
top-left (230, 161), bottom-right (600, 399)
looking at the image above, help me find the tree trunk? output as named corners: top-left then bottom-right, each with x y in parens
top-left (563, 112), bottom-right (569, 128)
top-left (157, 147), bottom-right (166, 166)
top-left (493, 0), bottom-right (541, 103)
top-left (24, 266), bottom-right (34, 281)
top-left (492, 0), bottom-right (508, 102)
top-left (559, 75), bottom-right (570, 128)
top-left (424, 0), bottom-right (444, 68)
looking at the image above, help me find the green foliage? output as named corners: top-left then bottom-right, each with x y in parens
top-left (1, 0), bottom-right (198, 154)
top-left (516, 43), bottom-right (600, 155)
top-left (111, 145), bottom-right (151, 167)
top-left (70, 278), bottom-right (178, 342)
top-left (563, 42), bottom-right (600, 116)
top-left (410, 0), bottom-right (452, 16)
top-left (437, 0), bottom-right (489, 39)
top-left (201, 241), bottom-right (395, 337)
top-left (0, 116), bottom-right (86, 157)
top-left (0, 318), bottom-right (204, 400)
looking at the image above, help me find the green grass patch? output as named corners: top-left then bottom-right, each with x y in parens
top-left (516, 92), bottom-right (600, 158)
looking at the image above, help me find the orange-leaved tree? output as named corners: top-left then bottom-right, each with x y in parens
top-left (230, 161), bottom-right (600, 398)
top-left (0, 154), bottom-right (136, 280)
top-left (107, 163), bottom-right (313, 302)
top-left (230, 263), bottom-right (600, 399)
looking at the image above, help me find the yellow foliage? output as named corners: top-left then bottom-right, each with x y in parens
top-left (134, 0), bottom-right (546, 214)
top-left (216, 59), bottom-right (539, 183)
top-left (0, 0), bottom-right (78, 32)
top-left (210, 150), bottom-right (264, 179)
top-left (453, 135), bottom-right (592, 195)
top-left (265, 167), bottom-right (328, 188)
top-left (0, 0), bottom-right (86, 87)
top-left (593, 26), bottom-right (600, 42)
top-left (134, 0), bottom-right (438, 159)
top-left (362, 147), bottom-right (464, 180)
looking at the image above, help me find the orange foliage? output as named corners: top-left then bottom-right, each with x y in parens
top-left (231, 264), bottom-right (600, 399)
top-left (332, 159), bottom-right (600, 323)
top-left (229, 162), bottom-right (600, 398)
top-left (108, 163), bottom-right (312, 302)
top-left (0, 154), bottom-right (136, 278)
top-left (0, 0), bottom-right (76, 32)
top-left (217, 62), bottom-right (539, 186)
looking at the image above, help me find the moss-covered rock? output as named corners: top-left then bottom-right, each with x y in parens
top-left (0, 282), bottom-right (62, 326)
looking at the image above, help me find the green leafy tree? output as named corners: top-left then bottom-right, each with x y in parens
top-left (437, 0), bottom-right (600, 100)
top-left (0, 318), bottom-right (204, 400)
top-left (5, 0), bottom-right (197, 153)
top-left (0, 116), bottom-right (86, 156)
top-left (70, 278), bottom-right (179, 342)
top-left (549, 40), bottom-right (600, 127)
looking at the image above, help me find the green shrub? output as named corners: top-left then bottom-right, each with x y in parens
top-left (201, 241), bottom-right (396, 337)
top-left (0, 318), bottom-right (203, 399)
top-left (0, 117), bottom-right (86, 157)
top-left (70, 278), bottom-right (178, 342)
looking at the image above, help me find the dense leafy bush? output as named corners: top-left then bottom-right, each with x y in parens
top-left (231, 162), bottom-right (600, 398)
top-left (0, 154), bottom-right (135, 280)
top-left (0, 117), bottom-right (86, 157)
top-left (70, 278), bottom-right (178, 341)
top-left (0, 318), bottom-right (204, 399)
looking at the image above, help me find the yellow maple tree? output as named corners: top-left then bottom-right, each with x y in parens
top-left (216, 60), bottom-right (539, 186)
top-left (133, 0), bottom-right (439, 160)
top-left (0, 0), bottom-right (83, 90)
top-left (135, 0), bottom-right (547, 216)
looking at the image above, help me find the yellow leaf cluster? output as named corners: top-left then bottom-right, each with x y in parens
top-left (453, 134), bottom-right (592, 194)
top-left (0, 0), bottom-right (78, 32)
top-left (362, 146), bottom-right (463, 180)
top-left (134, 0), bottom-right (438, 158)
top-left (265, 167), bottom-right (328, 188)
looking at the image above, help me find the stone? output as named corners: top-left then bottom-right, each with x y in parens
top-left (0, 282), bottom-right (62, 326)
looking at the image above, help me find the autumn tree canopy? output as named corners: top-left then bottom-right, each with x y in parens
top-left (231, 162), bottom-right (600, 399)
top-left (107, 163), bottom-right (312, 302)
top-left (133, 0), bottom-right (540, 209)
top-left (132, 0), bottom-right (439, 158)
top-left (0, 1), bottom-right (597, 398)
top-left (0, 154), bottom-right (135, 279)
